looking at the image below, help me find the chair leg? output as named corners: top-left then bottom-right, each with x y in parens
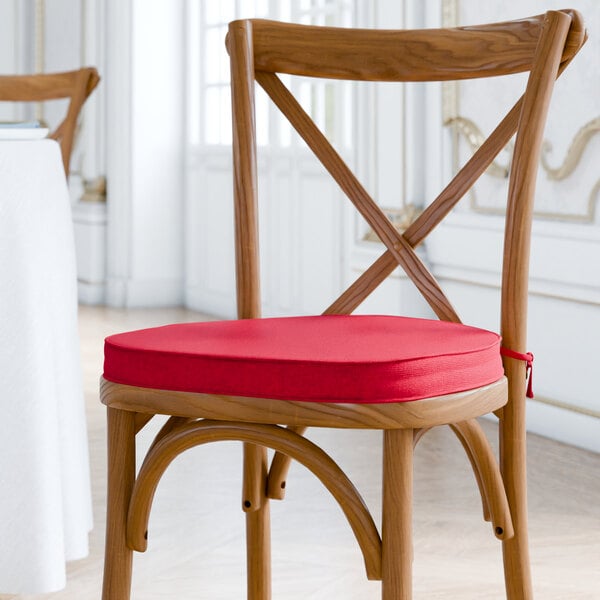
top-left (246, 502), bottom-right (272, 600)
top-left (500, 403), bottom-right (533, 600)
top-left (382, 428), bottom-right (413, 600)
top-left (244, 444), bottom-right (271, 600)
top-left (102, 407), bottom-right (137, 600)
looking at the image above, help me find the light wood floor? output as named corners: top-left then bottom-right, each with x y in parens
top-left (4, 306), bottom-right (599, 599)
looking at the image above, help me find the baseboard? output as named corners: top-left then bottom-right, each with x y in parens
top-left (526, 398), bottom-right (599, 454)
top-left (78, 280), bottom-right (106, 305)
top-left (185, 285), bottom-right (236, 319)
top-left (105, 277), bottom-right (183, 308)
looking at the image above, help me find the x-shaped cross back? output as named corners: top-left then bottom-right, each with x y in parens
top-left (256, 69), bottom-right (527, 324)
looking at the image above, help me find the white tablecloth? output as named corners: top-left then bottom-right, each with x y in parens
top-left (0, 139), bottom-right (92, 593)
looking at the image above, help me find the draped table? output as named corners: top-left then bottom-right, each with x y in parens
top-left (0, 138), bottom-right (92, 593)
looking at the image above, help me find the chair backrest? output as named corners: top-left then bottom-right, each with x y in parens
top-left (0, 67), bottom-right (100, 175)
top-left (227, 12), bottom-right (586, 403)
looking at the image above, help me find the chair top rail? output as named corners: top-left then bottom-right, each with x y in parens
top-left (231, 10), bottom-right (584, 82)
top-left (0, 68), bottom-right (99, 102)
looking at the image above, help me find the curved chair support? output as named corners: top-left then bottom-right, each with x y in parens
top-left (413, 424), bottom-right (492, 523)
top-left (449, 420), bottom-right (514, 540)
top-left (266, 425), bottom-right (307, 500)
top-left (412, 427), bottom-right (432, 447)
top-left (134, 412), bottom-right (154, 434)
top-left (127, 419), bottom-right (383, 580)
top-left (148, 416), bottom-right (195, 450)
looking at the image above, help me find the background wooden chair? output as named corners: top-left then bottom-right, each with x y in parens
top-left (100, 10), bottom-right (585, 600)
top-left (0, 67), bottom-right (100, 175)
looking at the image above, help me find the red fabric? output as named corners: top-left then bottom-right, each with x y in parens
top-left (500, 346), bottom-right (534, 398)
top-left (103, 315), bottom-right (504, 404)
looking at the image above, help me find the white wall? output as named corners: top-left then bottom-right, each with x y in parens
top-left (0, 1), bottom-right (21, 81)
top-left (105, 0), bottom-right (185, 306)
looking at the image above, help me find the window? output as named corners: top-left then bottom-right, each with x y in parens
top-left (187, 0), bottom-right (355, 149)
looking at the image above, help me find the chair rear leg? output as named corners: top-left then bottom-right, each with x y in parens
top-left (243, 443), bottom-right (271, 600)
top-left (503, 528), bottom-right (533, 600)
top-left (246, 502), bottom-right (272, 600)
top-left (102, 407), bottom-right (137, 600)
top-left (500, 403), bottom-right (533, 600)
top-left (382, 428), bottom-right (414, 600)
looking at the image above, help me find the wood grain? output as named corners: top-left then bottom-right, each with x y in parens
top-left (101, 408), bottom-right (136, 600)
top-left (381, 429), bottom-right (413, 599)
top-left (252, 17), bottom-right (549, 81)
top-left (449, 420), bottom-right (514, 540)
top-left (499, 12), bottom-right (574, 598)
top-left (230, 21), bottom-right (261, 321)
top-left (101, 377), bottom-right (508, 430)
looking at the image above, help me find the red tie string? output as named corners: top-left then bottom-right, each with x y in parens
top-left (500, 347), bottom-right (534, 399)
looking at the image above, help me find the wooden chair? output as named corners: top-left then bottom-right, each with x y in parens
top-left (0, 68), bottom-right (100, 175)
top-left (100, 11), bottom-right (585, 600)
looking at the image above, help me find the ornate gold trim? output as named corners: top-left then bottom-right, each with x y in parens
top-left (541, 116), bottom-right (600, 180)
top-left (468, 187), bottom-right (598, 223)
top-left (444, 116), bottom-right (511, 178)
top-left (362, 204), bottom-right (422, 242)
top-left (441, 0), bottom-right (599, 223)
top-left (437, 0), bottom-right (599, 420)
top-left (81, 176), bottom-right (107, 202)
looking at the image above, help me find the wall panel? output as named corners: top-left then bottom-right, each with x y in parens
top-left (425, 0), bottom-right (600, 451)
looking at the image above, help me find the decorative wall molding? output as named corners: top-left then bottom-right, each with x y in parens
top-left (362, 204), bottom-right (422, 242)
top-left (429, 212), bottom-right (600, 306)
top-left (444, 115), bottom-right (511, 178)
top-left (434, 0), bottom-right (600, 452)
top-left (441, 0), bottom-right (599, 223)
top-left (444, 113), bottom-right (600, 223)
top-left (534, 395), bottom-right (600, 420)
top-left (444, 112), bottom-right (599, 222)
top-left (427, 211), bottom-right (600, 447)
top-left (527, 398), bottom-right (600, 454)
top-left (81, 175), bottom-right (106, 202)
top-left (541, 116), bottom-right (600, 181)
top-left (443, 91), bottom-right (599, 222)
top-left (540, 117), bottom-right (600, 222)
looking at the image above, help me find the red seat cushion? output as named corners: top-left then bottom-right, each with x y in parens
top-left (103, 315), bottom-right (503, 404)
